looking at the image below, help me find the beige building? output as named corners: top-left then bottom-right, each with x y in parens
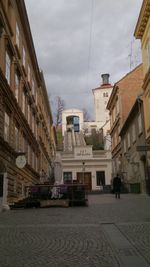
top-left (0, 0), bottom-right (55, 208)
top-left (107, 65), bottom-right (143, 176)
top-left (134, 0), bottom-right (150, 182)
top-left (120, 99), bottom-right (147, 193)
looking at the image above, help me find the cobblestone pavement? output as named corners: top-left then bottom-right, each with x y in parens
top-left (0, 194), bottom-right (150, 267)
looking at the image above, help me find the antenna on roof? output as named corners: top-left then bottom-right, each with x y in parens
top-left (128, 40), bottom-right (134, 70)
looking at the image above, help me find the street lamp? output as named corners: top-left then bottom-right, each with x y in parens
top-left (82, 162), bottom-right (85, 184)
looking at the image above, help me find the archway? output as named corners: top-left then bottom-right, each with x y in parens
top-left (66, 115), bottom-right (80, 132)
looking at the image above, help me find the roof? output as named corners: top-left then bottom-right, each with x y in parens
top-left (107, 64), bottom-right (143, 109)
top-left (92, 84), bottom-right (113, 93)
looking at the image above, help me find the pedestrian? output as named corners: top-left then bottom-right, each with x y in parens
top-left (113, 173), bottom-right (122, 199)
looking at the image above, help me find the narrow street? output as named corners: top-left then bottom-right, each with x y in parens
top-left (0, 193), bottom-right (150, 267)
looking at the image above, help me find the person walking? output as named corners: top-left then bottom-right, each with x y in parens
top-left (113, 173), bottom-right (122, 199)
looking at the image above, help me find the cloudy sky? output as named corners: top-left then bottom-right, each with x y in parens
top-left (25, 0), bottom-right (143, 120)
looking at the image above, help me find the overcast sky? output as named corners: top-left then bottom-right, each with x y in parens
top-left (25, 0), bottom-right (143, 120)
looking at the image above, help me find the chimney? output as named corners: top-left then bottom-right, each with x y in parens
top-left (101, 73), bottom-right (110, 85)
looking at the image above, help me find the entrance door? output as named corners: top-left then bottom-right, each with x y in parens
top-left (77, 172), bottom-right (92, 191)
top-left (0, 174), bottom-right (3, 197)
top-left (0, 174), bottom-right (4, 209)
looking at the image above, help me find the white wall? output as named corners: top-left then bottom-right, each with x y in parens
top-left (93, 87), bottom-right (112, 123)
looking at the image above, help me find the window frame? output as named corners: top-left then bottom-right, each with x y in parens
top-left (4, 112), bottom-right (10, 142)
top-left (63, 172), bottom-right (72, 183)
top-left (96, 171), bottom-right (105, 186)
top-left (16, 22), bottom-right (20, 48)
top-left (5, 50), bottom-right (11, 85)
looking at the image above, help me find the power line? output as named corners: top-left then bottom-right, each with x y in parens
top-left (86, 0), bottom-right (94, 91)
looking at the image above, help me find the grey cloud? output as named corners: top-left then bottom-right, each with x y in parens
top-left (25, 0), bottom-right (143, 119)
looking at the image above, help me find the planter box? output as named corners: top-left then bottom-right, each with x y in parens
top-left (40, 199), bottom-right (69, 208)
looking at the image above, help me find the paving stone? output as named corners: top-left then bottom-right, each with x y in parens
top-left (0, 194), bottom-right (150, 266)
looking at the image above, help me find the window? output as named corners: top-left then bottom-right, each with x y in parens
top-left (63, 172), bottom-right (72, 183)
top-left (23, 46), bottom-right (26, 67)
top-left (22, 91), bottom-right (26, 114)
top-left (27, 104), bottom-right (30, 124)
top-left (132, 124), bottom-right (136, 143)
top-left (15, 72), bottom-right (20, 101)
top-left (28, 65), bottom-right (30, 82)
top-left (96, 171), bottom-right (105, 186)
top-left (35, 156), bottom-right (38, 172)
top-left (35, 89), bottom-right (37, 105)
top-left (16, 22), bottom-right (19, 47)
top-left (32, 151), bottom-right (35, 169)
top-left (127, 132), bottom-right (130, 148)
top-left (31, 114), bottom-right (35, 133)
top-left (35, 122), bottom-right (38, 139)
top-left (4, 112), bottom-right (10, 142)
top-left (21, 182), bottom-right (25, 197)
top-left (103, 92), bottom-right (108, 97)
top-left (22, 135), bottom-right (26, 152)
top-left (138, 114), bottom-right (142, 134)
top-left (124, 139), bottom-right (127, 153)
top-left (27, 144), bottom-right (31, 164)
top-left (13, 177), bottom-right (17, 194)
top-left (15, 126), bottom-right (19, 151)
top-left (5, 51), bottom-right (11, 84)
top-left (116, 100), bottom-right (119, 115)
top-left (112, 107), bottom-right (115, 123)
top-left (32, 79), bottom-right (35, 95)
top-left (146, 42), bottom-right (150, 67)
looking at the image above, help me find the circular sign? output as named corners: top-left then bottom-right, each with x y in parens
top-left (16, 155), bottom-right (27, 169)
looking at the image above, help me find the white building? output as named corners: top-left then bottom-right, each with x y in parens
top-left (58, 75), bottom-right (113, 191)
top-left (62, 109), bottom-right (84, 136)
top-left (92, 73), bottom-right (113, 133)
top-left (59, 108), bottom-right (112, 191)
top-left (57, 139), bottom-right (112, 192)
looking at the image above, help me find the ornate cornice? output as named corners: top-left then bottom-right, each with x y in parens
top-left (134, 0), bottom-right (150, 39)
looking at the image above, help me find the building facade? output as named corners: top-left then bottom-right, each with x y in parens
top-left (0, 0), bottom-right (55, 208)
top-left (59, 146), bottom-right (112, 192)
top-left (59, 108), bottom-right (112, 191)
top-left (120, 99), bottom-right (147, 193)
top-left (107, 65), bottom-right (143, 177)
top-left (134, 0), bottom-right (150, 187)
top-left (92, 74), bottom-right (113, 128)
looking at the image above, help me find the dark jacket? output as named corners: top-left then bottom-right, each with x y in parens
top-left (113, 176), bottom-right (121, 191)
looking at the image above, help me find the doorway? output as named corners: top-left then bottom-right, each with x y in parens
top-left (0, 174), bottom-right (3, 197)
top-left (77, 172), bottom-right (92, 191)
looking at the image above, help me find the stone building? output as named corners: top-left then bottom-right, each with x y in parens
top-left (120, 99), bottom-right (147, 193)
top-left (107, 64), bottom-right (143, 176)
top-left (134, 0), bottom-right (150, 192)
top-left (0, 0), bottom-right (55, 208)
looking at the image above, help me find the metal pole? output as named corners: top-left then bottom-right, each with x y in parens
top-left (82, 162), bottom-right (85, 184)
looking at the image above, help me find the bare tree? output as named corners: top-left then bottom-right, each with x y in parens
top-left (51, 96), bottom-right (65, 126)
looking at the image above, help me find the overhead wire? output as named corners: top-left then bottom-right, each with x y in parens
top-left (50, 0), bottom-right (95, 98)
top-left (86, 0), bottom-right (94, 92)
